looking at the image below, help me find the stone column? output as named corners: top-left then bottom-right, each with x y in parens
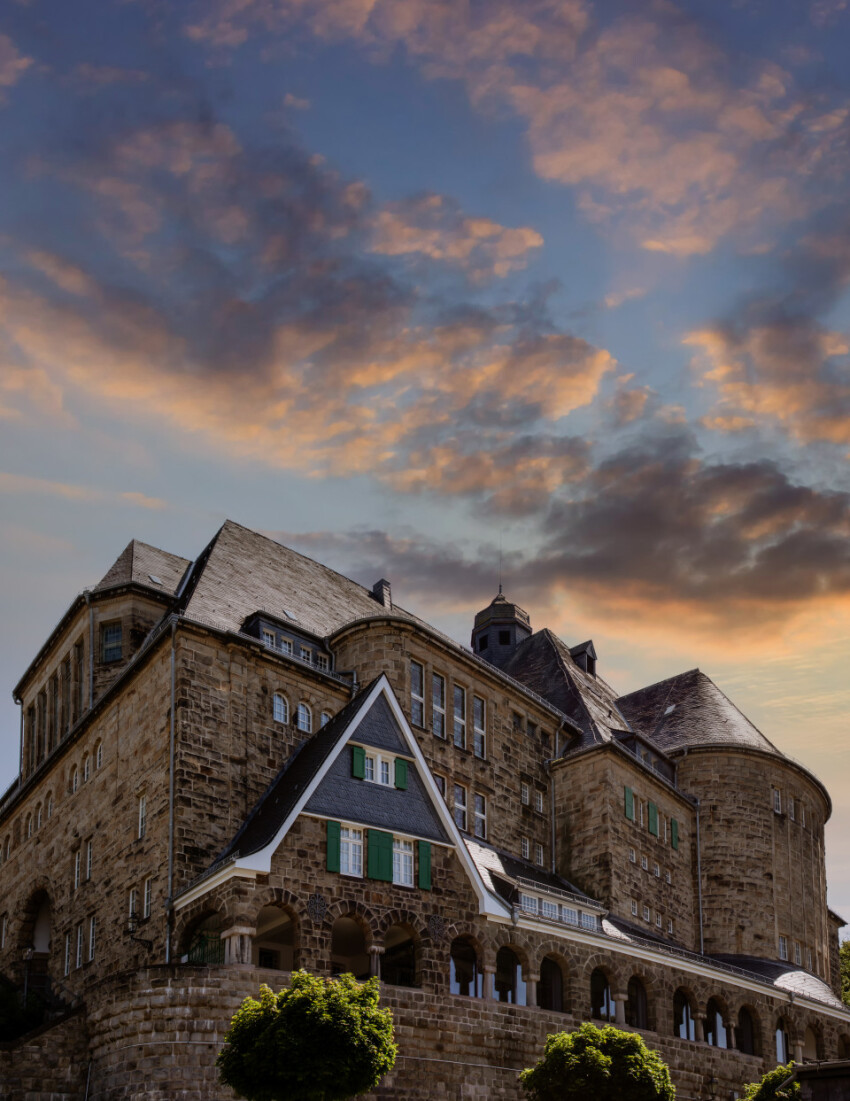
top-left (221, 926), bottom-right (253, 966)
top-left (725, 1022), bottom-right (736, 1051)
top-left (613, 993), bottom-right (628, 1026)
top-left (694, 1014), bottom-right (705, 1043)
top-left (793, 1040), bottom-right (804, 1063)
top-left (483, 964), bottom-right (497, 1001)
top-left (369, 945), bottom-right (384, 978)
top-left (525, 973), bottom-right (539, 1007)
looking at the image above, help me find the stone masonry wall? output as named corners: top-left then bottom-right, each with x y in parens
top-left (0, 1008), bottom-right (88, 1100)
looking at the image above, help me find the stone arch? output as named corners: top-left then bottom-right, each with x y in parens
top-left (580, 952), bottom-right (623, 991)
top-left (448, 930), bottom-right (486, 998)
top-left (802, 1020), bottom-right (823, 1062)
top-left (179, 906), bottom-right (226, 964)
top-left (324, 904), bottom-right (375, 981)
top-left (252, 899), bottom-right (300, 973)
top-left (376, 907), bottom-right (430, 944)
top-left (705, 994), bottom-right (730, 1048)
top-left (535, 944), bottom-right (570, 1014)
top-left (494, 942), bottom-right (528, 1005)
top-left (444, 920), bottom-right (493, 966)
top-left (775, 1013), bottom-right (794, 1064)
top-left (837, 1033), bottom-right (850, 1059)
top-left (673, 985), bottom-right (698, 1041)
top-left (322, 899), bottom-right (378, 947)
top-left (17, 881), bottom-right (54, 953)
top-left (735, 1002), bottom-right (761, 1056)
top-left (240, 885), bottom-right (302, 929)
top-left (626, 972), bottom-right (651, 1031)
top-left (588, 963), bottom-right (617, 1023)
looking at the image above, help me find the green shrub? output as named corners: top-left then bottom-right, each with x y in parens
top-left (741, 1063), bottom-right (800, 1100)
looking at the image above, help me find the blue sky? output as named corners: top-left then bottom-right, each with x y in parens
top-left (2, 0), bottom-right (850, 922)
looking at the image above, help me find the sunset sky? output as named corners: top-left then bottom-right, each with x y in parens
top-left (2, 0), bottom-right (850, 925)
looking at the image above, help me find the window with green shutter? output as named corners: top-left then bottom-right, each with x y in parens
top-left (648, 802), bottom-right (659, 836)
top-left (326, 820), bottom-right (341, 872)
top-left (394, 758), bottom-right (408, 790)
top-left (351, 745), bottom-right (365, 779)
top-left (367, 829), bottom-right (393, 881)
top-left (624, 786), bottom-right (635, 821)
top-left (418, 841), bottom-right (432, 890)
top-left (671, 818), bottom-right (679, 850)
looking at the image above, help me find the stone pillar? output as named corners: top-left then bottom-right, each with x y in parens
top-left (525, 973), bottom-right (539, 1007)
top-left (694, 1014), bottom-right (705, 1043)
top-left (613, 993), bottom-right (628, 1026)
top-left (793, 1040), bottom-right (804, 1063)
top-left (369, 946), bottom-right (384, 978)
top-left (483, 965), bottom-right (497, 1001)
top-left (221, 926), bottom-right (253, 966)
top-left (725, 1023), bottom-right (736, 1050)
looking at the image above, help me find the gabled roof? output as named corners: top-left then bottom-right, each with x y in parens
top-left (181, 520), bottom-right (418, 639)
top-left (502, 628), bottom-right (632, 747)
top-left (617, 668), bottom-right (782, 758)
top-left (94, 539), bottom-right (191, 597)
top-left (464, 838), bottom-right (603, 911)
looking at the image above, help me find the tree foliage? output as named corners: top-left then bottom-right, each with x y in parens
top-left (840, 939), bottom-right (850, 1007)
top-left (216, 971), bottom-right (397, 1101)
top-left (520, 1022), bottom-right (676, 1101)
top-left (741, 1063), bottom-right (800, 1100)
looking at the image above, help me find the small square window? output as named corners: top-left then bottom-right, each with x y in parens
top-left (315, 654), bottom-right (329, 671)
top-left (542, 899), bottom-right (558, 921)
top-left (262, 630), bottom-right (275, 647)
top-left (520, 893), bottom-right (538, 915)
top-left (300, 647), bottom-right (311, 662)
top-left (278, 638), bottom-right (293, 655)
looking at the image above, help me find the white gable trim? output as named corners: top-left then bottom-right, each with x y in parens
top-left (221, 675), bottom-right (508, 917)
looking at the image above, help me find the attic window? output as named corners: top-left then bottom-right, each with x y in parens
top-left (283, 609), bottom-right (296, 620)
top-left (148, 574), bottom-right (163, 586)
top-left (664, 704), bottom-right (675, 716)
top-left (498, 630), bottom-right (511, 646)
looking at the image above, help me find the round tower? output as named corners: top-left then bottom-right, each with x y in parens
top-left (471, 590), bottom-right (532, 669)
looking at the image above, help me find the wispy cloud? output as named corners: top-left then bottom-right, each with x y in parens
top-left (0, 472), bottom-right (168, 510)
top-left (0, 33), bottom-right (32, 98)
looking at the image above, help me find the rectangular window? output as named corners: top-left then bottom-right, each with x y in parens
top-left (473, 794), bottom-right (486, 840)
top-left (535, 843), bottom-right (544, 866)
top-left (453, 784), bottom-right (467, 831)
top-left (86, 839), bottom-right (93, 881)
top-left (315, 654), bottom-right (329, 671)
top-left (534, 790), bottom-right (545, 814)
top-left (88, 915), bottom-right (96, 961)
top-left (380, 759), bottom-right (391, 786)
top-left (521, 782), bottom-right (530, 805)
top-left (653, 862), bottom-right (660, 878)
top-left (453, 685), bottom-right (466, 749)
top-left (262, 629), bottom-right (275, 647)
top-left (392, 838), bottom-right (414, 887)
top-left (434, 774), bottom-right (446, 799)
top-left (278, 638), bottom-right (292, 655)
top-left (76, 924), bottom-right (83, 968)
top-left (639, 801), bottom-right (645, 827)
top-left (562, 906), bottom-right (578, 925)
top-left (410, 661), bottom-right (425, 727)
top-left (341, 827), bottom-right (363, 877)
top-left (432, 674), bottom-right (446, 738)
top-left (668, 919), bottom-right (674, 935)
top-left (520, 893), bottom-right (538, 915)
top-left (101, 623), bottom-right (122, 663)
top-left (143, 877), bottom-right (152, 919)
top-left (527, 721), bottom-right (537, 739)
top-left (542, 900), bottom-right (559, 921)
top-left (779, 935), bottom-right (788, 961)
top-left (641, 855), bottom-right (648, 871)
top-left (64, 931), bottom-right (71, 975)
top-left (773, 788), bottom-right (782, 814)
top-left (473, 696), bottom-right (486, 758)
top-left (629, 847), bottom-right (636, 863)
top-left (580, 913), bottom-right (597, 931)
top-left (794, 942), bottom-right (802, 965)
top-left (788, 797), bottom-right (795, 822)
top-left (643, 905), bottom-right (650, 922)
top-left (300, 647), bottom-right (311, 662)
top-left (631, 900), bottom-right (638, 916)
top-left (74, 850), bottom-right (81, 890)
top-left (656, 913), bottom-right (662, 928)
top-left (364, 754), bottom-right (375, 782)
top-left (807, 947), bottom-right (813, 970)
top-left (521, 836), bottom-right (530, 860)
top-left (138, 795), bottom-right (147, 839)
top-left (129, 888), bottom-right (138, 918)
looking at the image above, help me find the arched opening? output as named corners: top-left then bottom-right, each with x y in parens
top-left (382, 924), bottom-right (418, 987)
top-left (449, 936), bottom-right (481, 997)
top-left (495, 947), bottom-right (526, 1005)
top-left (626, 976), bottom-right (648, 1029)
top-left (803, 1025), bottom-right (819, 1062)
top-left (838, 1034), bottom-right (850, 1059)
top-left (538, 955), bottom-right (565, 1012)
top-left (185, 913), bottom-right (225, 965)
top-left (737, 1007), bottom-right (757, 1055)
top-left (591, 968), bottom-right (615, 1021)
top-left (776, 1017), bottom-right (791, 1064)
top-left (705, 998), bottom-right (728, 1048)
top-left (32, 898), bottom-right (51, 954)
top-left (673, 988), bottom-right (695, 1041)
top-left (252, 906), bottom-right (296, 971)
top-left (331, 916), bottom-right (369, 980)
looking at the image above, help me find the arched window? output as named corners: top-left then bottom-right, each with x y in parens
top-left (26, 814), bottom-right (33, 839)
top-left (46, 793), bottom-right (54, 819)
top-left (626, 976), bottom-right (648, 1029)
top-left (591, 968), bottom-right (615, 1021)
top-left (297, 703), bottom-right (312, 733)
top-left (331, 916), bottom-right (369, 980)
top-left (273, 693), bottom-right (289, 724)
top-left (320, 712), bottom-right (331, 728)
top-left (185, 913), bottom-right (225, 965)
top-left (674, 989), bottom-right (695, 1041)
top-left (705, 998), bottom-right (728, 1048)
top-left (71, 767), bottom-right (79, 794)
top-left (83, 754), bottom-right (90, 782)
top-left (449, 936), bottom-right (481, 997)
top-left (803, 1026), bottom-right (819, 1062)
top-left (252, 905), bottom-right (296, 971)
top-left (776, 1017), bottom-right (791, 1064)
top-left (96, 742), bottom-right (103, 769)
top-left (737, 1007), bottom-right (756, 1055)
top-left (495, 947), bottom-right (526, 1005)
top-left (538, 955), bottom-right (564, 1012)
top-left (36, 804), bottom-right (43, 830)
top-left (382, 924), bottom-right (418, 987)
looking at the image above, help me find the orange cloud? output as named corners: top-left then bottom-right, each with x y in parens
top-left (0, 34), bottom-right (32, 93)
top-left (0, 472), bottom-right (167, 510)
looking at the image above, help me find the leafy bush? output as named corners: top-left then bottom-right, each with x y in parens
top-left (741, 1063), bottom-right (800, 1100)
top-left (520, 1022), bottom-right (676, 1101)
top-left (216, 970), bottom-right (396, 1101)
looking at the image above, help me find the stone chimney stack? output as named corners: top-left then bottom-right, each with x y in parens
top-left (371, 578), bottom-right (392, 609)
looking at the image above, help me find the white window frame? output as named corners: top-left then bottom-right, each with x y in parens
top-left (473, 696), bottom-right (486, 758)
top-left (101, 622), bottom-right (122, 663)
top-left (74, 850), bottom-right (81, 890)
top-left (96, 742), bottom-right (103, 769)
top-left (453, 784), bottom-right (467, 832)
top-left (432, 673), bottom-right (446, 738)
top-left (653, 862), bottom-right (660, 878)
top-left (643, 905), bottom-right (650, 922)
top-left (520, 893), bottom-right (538, 915)
top-left (534, 790), bottom-right (545, 814)
top-left (639, 801), bottom-right (645, 827)
top-left (88, 915), bottom-right (96, 961)
top-left (779, 935), bottom-right (788, 961)
top-left (473, 794), bottom-right (486, 840)
top-left (86, 839), bottom-right (93, 881)
top-left (315, 653), bottom-right (329, 672)
top-left (138, 794), bottom-right (147, 839)
top-left (262, 629), bottom-right (275, 648)
top-left (535, 842), bottom-right (544, 866)
top-left (631, 899), bottom-right (638, 916)
top-left (773, 788), bottom-right (782, 814)
top-left (580, 913), bottom-right (597, 931)
top-left (299, 646), bottom-right (311, 663)
top-left (521, 782), bottom-right (530, 806)
top-left (278, 638), bottom-right (293, 655)
top-left (273, 692), bottom-right (289, 724)
top-left (296, 703), bottom-right (312, 733)
top-left (629, 847), bottom-right (636, 863)
top-left (143, 877), bottom-right (152, 919)
top-left (410, 661), bottom-right (425, 727)
top-left (541, 899), bottom-right (558, 921)
top-left (64, 931), bottom-right (71, 975)
top-left (794, 941), bottom-right (802, 966)
top-left (562, 906), bottom-right (578, 925)
top-left (392, 837), bottom-right (414, 887)
top-left (364, 752), bottom-right (393, 786)
top-left (340, 827), bottom-right (363, 878)
top-left (665, 870), bottom-right (672, 884)
top-left (453, 685), bottom-right (466, 749)
top-left (641, 854), bottom-right (648, 871)
top-left (668, 919), bottom-right (674, 935)
top-left (521, 836), bottom-right (530, 860)
top-left (76, 924), bottom-right (83, 968)
top-left (129, 887), bottom-right (138, 918)
top-left (656, 913), bottom-right (662, 928)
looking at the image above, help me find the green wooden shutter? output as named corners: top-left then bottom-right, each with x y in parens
top-left (624, 786), bottom-right (635, 821)
top-left (326, 820), bottom-right (341, 872)
top-left (351, 745), bottom-right (365, 779)
top-left (367, 829), bottom-right (393, 882)
top-left (671, 818), bottom-right (679, 850)
top-left (418, 841), bottom-right (432, 890)
top-left (648, 802), bottom-right (659, 837)
top-left (394, 759), bottom-right (408, 790)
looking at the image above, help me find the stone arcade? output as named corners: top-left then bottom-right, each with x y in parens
top-left (1, 519), bottom-right (849, 1099)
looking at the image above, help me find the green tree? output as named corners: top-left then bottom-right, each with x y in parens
top-left (741, 1063), bottom-right (800, 1100)
top-left (520, 1022), bottom-right (676, 1101)
top-left (216, 970), bottom-right (397, 1101)
top-left (840, 939), bottom-right (850, 1007)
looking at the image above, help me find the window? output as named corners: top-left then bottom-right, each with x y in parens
top-left (315, 653), bottom-right (329, 672)
top-left (520, 893), bottom-right (538, 915)
top-left (653, 862), bottom-right (660, 878)
top-left (639, 801), bottom-right (645, 827)
top-left (363, 751), bottom-right (394, 786)
top-left (262, 629), bottom-right (275, 647)
top-left (341, 827), bottom-right (363, 877)
top-left (473, 696), bottom-right (486, 758)
top-left (453, 685), bottom-right (466, 749)
top-left (83, 754), bottom-right (90, 782)
top-left (143, 877), bottom-right (152, 918)
top-left (26, 814), bottom-right (32, 839)
top-left (779, 935), bottom-right (788, 961)
top-left (86, 839), bottom-right (93, 881)
top-left (521, 836), bottom-right (530, 860)
top-left (631, 900), bottom-right (638, 916)
top-left (96, 742), bottom-right (103, 769)
top-left (129, 888), bottom-right (138, 918)
top-left (521, 782), bottom-right (530, 806)
top-left (432, 674), bottom-right (446, 738)
top-left (36, 804), bottom-right (42, 830)
top-left (392, 838), bottom-right (414, 886)
top-left (641, 854), bottom-right (648, 871)
top-left (380, 759), bottom-right (391, 786)
top-left (64, 932), bottom-right (71, 976)
top-left (563, 906), bottom-right (578, 925)
top-left (434, 774), bottom-right (446, 799)
top-left (473, 794), bottom-right (486, 840)
top-left (273, 694), bottom-right (292, 723)
top-left (801, 804), bottom-right (807, 827)
top-left (794, 942), bottom-right (802, 966)
top-left (320, 712), bottom-right (331, 728)
top-left (364, 754), bottom-right (375, 782)
top-left (534, 791), bottom-right (544, 814)
top-left (643, 905), bottom-right (650, 921)
top-left (47, 793), bottom-right (53, 819)
top-left (453, 784), bottom-right (467, 831)
top-left (665, 870), bottom-right (672, 884)
top-left (542, 899), bottom-right (559, 921)
top-left (668, 919), bottom-right (674, 935)
top-left (773, 788), bottom-right (782, 814)
top-left (88, 915), bottom-right (96, 961)
top-left (527, 721), bottom-right (537, 739)
top-left (296, 703), bottom-right (312, 733)
top-left (807, 947), bottom-right (813, 970)
top-left (512, 712), bottom-right (523, 731)
top-left (499, 630), bottom-right (511, 646)
top-left (410, 661), bottom-right (425, 726)
top-left (299, 646), bottom-right (311, 662)
top-left (278, 638), bottom-right (292, 655)
top-left (71, 767), bottom-right (78, 794)
top-left (788, 797), bottom-right (795, 821)
top-left (101, 622), bottom-right (122, 662)
top-left (478, 633), bottom-right (488, 651)
top-left (535, 843), bottom-right (544, 866)
top-left (656, 913), bottom-right (662, 928)
top-left (74, 850), bottom-right (81, 890)
top-left (138, 794), bottom-right (147, 839)
top-left (76, 924), bottom-right (83, 968)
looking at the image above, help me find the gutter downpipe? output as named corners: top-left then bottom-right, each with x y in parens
top-left (548, 720), bottom-right (568, 875)
top-left (86, 591), bottom-right (94, 710)
top-left (166, 616), bottom-right (177, 964)
top-left (15, 695), bottom-right (23, 780)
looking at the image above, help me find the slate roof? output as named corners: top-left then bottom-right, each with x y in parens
top-left (94, 539), bottom-right (191, 597)
top-left (502, 629), bottom-right (632, 747)
top-left (464, 837), bottom-right (601, 909)
top-left (617, 668), bottom-right (782, 758)
top-left (181, 520), bottom-right (419, 639)
top-left (711, 955), bottom-right (846, 1010)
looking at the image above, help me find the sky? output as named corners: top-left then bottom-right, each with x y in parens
top-left (1, 0), bottom-right (850, 926)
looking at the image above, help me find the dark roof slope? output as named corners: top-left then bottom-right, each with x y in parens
top-left (617, 669), bottom-right (781, 757)
top-left (711, 955), bottom-right (846, 1010)
top-left (94, 539), bottom-right (191, 597)
top-left (182, 520), bottom-right (418, 638)
top-left (502, 629), bottom-right (632, 747)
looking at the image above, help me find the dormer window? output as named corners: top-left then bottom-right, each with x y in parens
top-left (101, 623), bottom-right (122, 663)
top-left (498, 630), bottom-right (510, 646)
top-left (478, 634), bottom-right (488, 651)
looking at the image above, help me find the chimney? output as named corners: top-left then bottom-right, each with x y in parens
top-left (371, 578), bottom-right (392, 609)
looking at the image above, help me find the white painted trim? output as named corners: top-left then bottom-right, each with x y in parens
top-left (173, 865), bottom-right (257, 912)
top-left (300, 810), bottom-right (453, 849)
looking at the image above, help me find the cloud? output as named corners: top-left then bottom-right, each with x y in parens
top-left (283, 92), bottom-right (311, 110)
top-left (0, 472), bottom-right (168, 510)
top-left (0, 34), bottom-right (32, 95)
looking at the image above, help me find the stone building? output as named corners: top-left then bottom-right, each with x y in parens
top-left (1, 519), bottom-right (848, 1100)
